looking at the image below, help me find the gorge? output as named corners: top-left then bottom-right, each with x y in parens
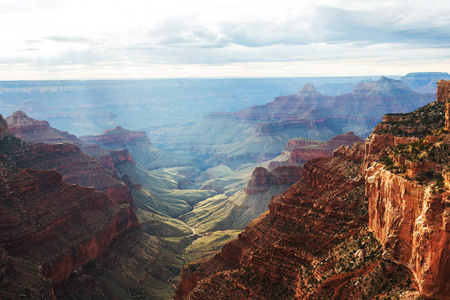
top-left (0, 75), bottom-right (448, 299)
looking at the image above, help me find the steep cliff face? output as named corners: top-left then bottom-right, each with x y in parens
top-left (177, 144), bottom-right (419, 299)
top-left (269, 132), bottom-right (364, 169)
top-left (0, 131), bottom-right (132, 205)
top-left (244, 166), bottom-right (303, 195)
top-left (5, 111), bottom-right (136, 171)
top-left (438, 80), bottom-right (450, 130)
top-left (176, 81), bottom-right (450, 300)
top-left (0, 116), bottom-right (141, 298)
top-left (364, 82), bottom-right (450, 298)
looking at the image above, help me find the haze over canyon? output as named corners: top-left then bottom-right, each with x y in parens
top-left (0, 73), bottom-right (449, 299)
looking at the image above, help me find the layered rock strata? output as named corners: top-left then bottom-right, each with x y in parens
top-left (244, 166), bottom-right (303, 195)
top-left (269, 132), bottom-right (364, 170)
top-left (176, 144), bottom-right (417, 299)
top-left (1, 131), bottom-right (132, 205)
top-left (0, 116), bottom-right (141, 298)
top-left (364, 80), bottom-right (450, 298)
top-left (5, 111), bottom-right (136, 170)
top-left (176, 80), bottom-right (450, 300)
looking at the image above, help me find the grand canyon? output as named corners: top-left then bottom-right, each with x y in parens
top-left (0, 73), bottom-right (449, 299)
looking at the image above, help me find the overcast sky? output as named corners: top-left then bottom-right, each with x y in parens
top-left (1, 0), bottom-right (449, 80)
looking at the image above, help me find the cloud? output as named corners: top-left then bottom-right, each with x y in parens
top-left (218, 19), bottom-right (315, 47)
top-left (1, 0), bottom-right (450, 79)
top-left (312, 5), bottom-right (450, 46)
top-left (46, 36), bottom-right (96, 44)
top-left (149, 16), bottom-right (229, 48)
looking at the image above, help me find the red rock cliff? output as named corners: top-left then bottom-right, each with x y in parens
top-left (176, 81), bottom-right (449, 300)
top-left (364, 81), bottom-right (450, 299)
top-left (0, 166), bottom-right (139, 296)
top-left (176, 143), bottom-right (419, 299)
top-left (4, 139), bottom-right (133, 205)
top-left (244, 166), bottom-right (303, 195)
top-left (81, 126), bottom-right (152, 148)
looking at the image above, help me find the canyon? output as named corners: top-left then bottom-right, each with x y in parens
top-left (159, 77), bottom-right (434, 169)
top-left (175, 80), bottom-right (450, 299)
top-left (0, 119), bottom-right (141, 298)
top-left (0, 74), bottom-right (448, 299)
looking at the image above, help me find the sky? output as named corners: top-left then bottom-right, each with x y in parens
top-left (1, 0), bottom-right (450, 80)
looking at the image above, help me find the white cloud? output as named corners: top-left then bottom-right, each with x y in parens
top-left (0, 0), bottom-right (449, 79)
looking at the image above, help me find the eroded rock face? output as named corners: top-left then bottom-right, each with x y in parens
top-left (366, 165), bottom-right (449, 298)
top-left (244, 166), bottom-right (303, 195)
top-left (0, 115), bottom-right (8, 138)
top-left (176, 143), bottom-right (403, 300)
top-left (437, 80), bottom-right (450, 104)
top-left (4, 140), bottom-right (133, 205)
top-left (0, 166), bottom-right (140, 296)
top-left (176, 81), bottom-right (450, 300)
top-left (437, 80), bottom-right (450, 130)
top-left (363, 81), bottom-right (450, 298)
top-left (5, 111), bottom-right (136, 170)
top-left (81, 126), bottom-right (152, 148)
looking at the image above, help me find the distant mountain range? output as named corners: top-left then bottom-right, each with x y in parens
top-left (158, 76), bottom-right (435, 169)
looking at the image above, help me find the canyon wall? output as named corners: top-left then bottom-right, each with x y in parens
top-left (0, 116), bottom-right (142, 298)
top-left (176, 80), bottom-right (450, 300)
top-left (364, 80), bottom-right (450, 298)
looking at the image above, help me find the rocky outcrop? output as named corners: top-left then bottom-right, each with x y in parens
top-left (4, 140), bottom-right (133, 204)
top-left (0, 115), bottom-right (8, 138)
top-left (96, 149), bottom-right (136, 169)
top-left (176, 81), bottom-right (450, 300)
top-left (437, 80), bottom-right (450, 130)
top-left (0, 114), bottom-right (132, 204)
top-left (5, 111), bottom-right (136, 171)
top-left (176, 142), bottom-right (420, 299)
top-left (0, 165), bottom-right (139, 297)
top-left (244, 166), bottom-right (303, 195)
top-left (436, 80), bottom-right (450, 104)
top-left (365, 165), bottom-right (449, 298)
top-left (0, 115), bottom-right (143, 297)
top-left (364, 80), bottom-right (450, 298)
top-left (270, 132), bottom-right (364, 169)
top-left (81, 126), bottom-right (152, 148)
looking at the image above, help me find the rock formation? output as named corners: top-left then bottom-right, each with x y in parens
top-left (437, 80), bottom-right (450, 130)
top-left (364, 80), bottom-right (450, 299)
top-left (269, 132), bottom-right (364, 169)
top-left (81, 126), bottom-right (152, 149)
top-left (0, 115), bottom-right (140, 298)
top-left (2, 111), bottom-right (134, 204)
top-left (81, 125), bottom-right (193, 170)
top-left (244, 166), bottom-right (303, 195)
top-left (288, 132), bottom-right (364, 164)
top-left (166, 77), bottom-right (434, 169)
top-left (175, 80), bottom-right (450, 299)
top-left (176, 143), bottom-right (419, 299)
top-left (5, 111), bottom-right (136, 170)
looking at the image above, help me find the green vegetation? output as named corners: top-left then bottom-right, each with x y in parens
top-left (184, 230), bottom-right (241, 263)
top-left (375, 102), bottom-right (445, 137)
